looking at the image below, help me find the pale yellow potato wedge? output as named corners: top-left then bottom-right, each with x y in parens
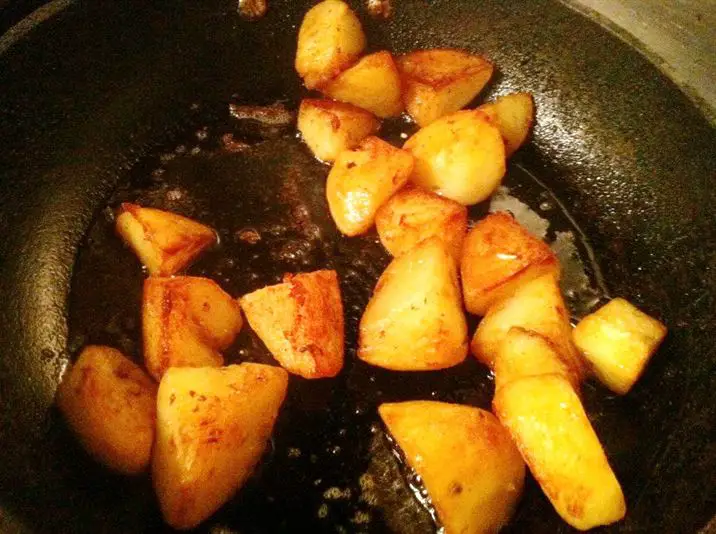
top-left (397, 48), bottom-right (494, 126)
top-left (494, 374), bottom-right (626, 530)
top-left (375, 186), bottom-right (468, 261)
top-left (461, 211), bottom-right (559, 316)
top-left (379, 401), bottom-right (525, 534)
top-left (240, 270), bottom-right (344, 379)
top-left (494, 327), bottom-right (580, 390)
top-left (56, 345), bottom-right (156, 474)
top-left (326, 136), bottom-right (414, 236)
top-left (153, 364), bottom-right (288, 530)
top-left (143, 276), bottom-right (243, 381)
top-left (478, 92), bottom-right (535, 156)
top-left (116, 203), bottom-right (216, 276)
top-left (322, 51), bottom-right (404, 118)
top-left (471, 273), bottom-right (584, 379)
top-left (298, 98), bottom-right (379, 163)
top-left (573, 298), bottom-right (667, 394)
top-left (294, 0), bottom-right (366, 90)
top-left (359, 237), bottom-right (468, 370)
top-left (404, 110), bottom-right (506, 205)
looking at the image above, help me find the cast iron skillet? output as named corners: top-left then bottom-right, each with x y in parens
top-left (0, 1), bottom-right (714, 532)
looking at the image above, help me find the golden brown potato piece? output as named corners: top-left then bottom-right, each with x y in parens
top-left (494, 327), bottom-right (580, 390)
top-left (116, 203), bottom-right (216, 276)
top-left (375, 186), bottom-right (468, 261)
top-left (359, 237), bottom-right (468, 370)
top-left (240, 270), bottom-right (344, 379)
top-left (461, 211), bottom-right (559, 316)
top-left (153, 364), bottom-right (288, 530)
top-left (397, 48), bottom-right (494, 126)
top-left (326, 136), bottom-right (414, 236)
top-left (322, 51), bottom-right (404, 118)
top-left (379, 401), bottom-right (525, 534)
top-left (56, 345), bottom-right (156, 475)
top-left (573, 298), bottom-right (667, 394)
top-left (477, 92), bottom-right (535, 156)
top-left (494, 374), bottom-right (626, 530)
top-left (294, 0), bottom-right (366, 90)
top-left (471, 274), bottom-right (584, 378)
top-left (298, 99), bottom-right (380, 163)
top-left (143, 277), bottom-right (243, 381)
top-left (404, 110), bottom-right (506, 205)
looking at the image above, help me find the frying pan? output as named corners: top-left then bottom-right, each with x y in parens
top-left (0, 0), bottom-right (714, 532)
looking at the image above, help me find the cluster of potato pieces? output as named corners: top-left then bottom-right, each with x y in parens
top-left (56, 1), bottom-right (668, 532)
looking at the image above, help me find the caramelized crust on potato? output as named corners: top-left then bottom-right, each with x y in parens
top-left (326, 136), bottom-right (414, 236)
top-left (240, 270), bottom-right (344, 379)
top-left (461, 211), bottom-right (559, 316)
top-left (298, 99), bottom-right (380, 162)
top-left (56, 346), bottom-right (157, 475)
top-left (116, 203), bottom-right (216, 276)
top-left (478, 92), bottom-right (535, 156)
top-left (143, 276), bottom-right (243, 381)
top-left (153, 364), bottom-right (288, 530)
top-left (375, 186), bottom-right (468, 261)
top-left (398, 48), bottom-right (493, 126)
top-left (380, 401), bottom-right (525, 534)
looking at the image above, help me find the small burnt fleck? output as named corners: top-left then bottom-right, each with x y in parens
top-left (238, 0), bottom-right (268, 21)
top-left (169, 393), bottom-right (176, 405)
top-left (189, 390), bottom-right (196, 397)
top-left (450, 481), bottom-right (463, 495)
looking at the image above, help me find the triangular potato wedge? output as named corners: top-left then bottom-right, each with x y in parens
top-left (153, 364), bottom-right (288, 530)
top-left (379, 401), bottom-right (525, 534)
top-left (397, 49), bottom-right (493, 126)
top-left (116, 203), bottom-right (216, 276)
top-left (322, 51), bottom-right (404, 118)
top-left (143, 276), bottom-right (243, 381)
top-left (359, 237), bottom-right (468, 370)
top-left (240, 270), bottom-right (344, 379)
top-left (477, 92), bottom-right (535, 157)
top-left (461, 211), bottom-right (559, 316)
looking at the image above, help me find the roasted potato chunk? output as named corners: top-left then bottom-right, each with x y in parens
top-left (326, 136), bottom-right (414, 236)
top-left (573, 298), bottom-right (667, 394)
top-left (494, 374), bottom-right (626, 530)
top-left (143, 277), bottom-right (243, 381)
top-left (477, 92), bottom-right (535, 156)
top-left (380, 401), bottom-right (525, 534)
top-left (56, 346), bottom-right (156, 475)
top-left (240, 270), bottom-right (344, 379)
top-left (359, 237), bottom-right (468, 370)
top-left (471, 273), bottom-right (584, 378)
top-left (116, 203), bottom-right (216, 276)
top-left (298, 98), bottom-right (380, 163)
top-left (375, 186), bottom-right (468, 261)
top-left (398, 48), bottom-right (494, 126)
top-left (295, 0), bottom-right (366, 90)
top-left (153, 364), bottom-right (288, 530)
top-left (404, 110), bottom-right (506, 205)
top-left (322, 51), bottom-right (404, 118)
top-left (461, 211), bottom-right (559, 316)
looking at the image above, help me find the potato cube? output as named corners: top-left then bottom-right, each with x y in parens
top-left (375, 186), bottom-right (468, 261)
top-left (153, 364), bottom-right (288, 530)
top-left (326, 136), bottom-right (414, 236)
top-left (298, 98), bottom-right (380, 163)
top-left (359, 237), bottom-right (468, 370)
top-left (295, 0), bottom-right (366, 90)
top-left (56, 345), bottom-right (156, 474)
top-left (573, 298), bottom-right (667, 394)
top-left (493, 374), bottom-right (626, 530)
top-left (461, 211), bottom-right (559, 316)
top-left (477, 92), bottom-right (535, 156)
top-left (322, 51), bottom-right (404, 118)
top-left (404, 110), bottom-right (506, 205)
top-left (379, 401), bottom-right (525, 534)
top-left (116, 203), bottom-right (216, 276)
top-left (240, 270), bottom-right (344, 379)
top-left (143, 276), bottom-right (243, 381)
top-left (397, 49), bottom-right (494, 126)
